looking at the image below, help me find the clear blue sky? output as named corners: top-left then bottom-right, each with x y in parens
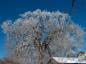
top-left (0, 0), bottom-right (86, 59)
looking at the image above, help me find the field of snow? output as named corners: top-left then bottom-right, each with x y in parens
top-left (53, 57), bottom-right (86, 63)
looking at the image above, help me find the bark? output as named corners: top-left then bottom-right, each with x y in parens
top-left (38, 45), bottom-right (44, 64)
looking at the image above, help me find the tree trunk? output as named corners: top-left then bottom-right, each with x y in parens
top-left (38, 45), bottom-right (44, 64)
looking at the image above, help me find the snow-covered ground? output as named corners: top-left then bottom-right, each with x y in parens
top-left (53, 57), bottom-right (86, 63)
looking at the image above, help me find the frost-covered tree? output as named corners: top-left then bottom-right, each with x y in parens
top-left (2, 9), bottom-right (84, 64)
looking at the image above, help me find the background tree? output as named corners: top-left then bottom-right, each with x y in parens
top-left (2, 9), bottom-right (84, 64)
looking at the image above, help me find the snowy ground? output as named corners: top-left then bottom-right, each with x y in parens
top-left (53, 57), bottom-right (86, 63)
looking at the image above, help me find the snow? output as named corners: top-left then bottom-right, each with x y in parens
top-left (53, 57), bottom-right (86, 63)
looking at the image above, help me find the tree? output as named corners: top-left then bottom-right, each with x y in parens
top-left (2, 9), bottom-right (84, 64)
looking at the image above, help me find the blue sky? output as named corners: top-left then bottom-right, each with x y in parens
top-left (0, 0), bottom-right (86, 59)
